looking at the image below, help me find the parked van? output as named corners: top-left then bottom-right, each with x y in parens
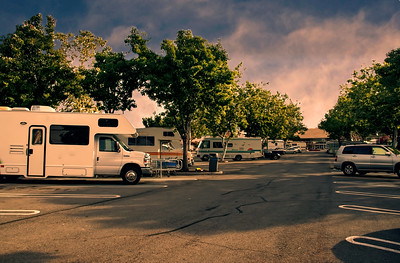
top-left (127, 127), bottom-right (193, 167)
top-left (196, 137), bottom-right (263, 161)
top-left (0, 106), bottom-right (150, 184)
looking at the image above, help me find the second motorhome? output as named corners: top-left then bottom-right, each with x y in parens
top-left (127, 127), bottom-right (193, 167)
top-left (0, 106), bottom-right (150, 184)
top-left (196, 137), bottom-right (263, 161)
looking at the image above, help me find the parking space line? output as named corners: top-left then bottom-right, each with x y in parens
top-left (0, 210), bottom-right (40, 216)
top-left (333, 181), bottom-right (399, 188)
top-left (336, 190), bottom-right (400, 199)
top-left (0, 193), bottom-right (121, 198)
top-left (346, 236), bottom-right (400, 254)
top-left (339, 205), bottom-right (400, 215)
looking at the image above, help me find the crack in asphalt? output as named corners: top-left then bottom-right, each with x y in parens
top-left (147, 213), bottom-right (231, 237)
top-left (221, 180), bottom-right (274, 196)
top-left (148, 182), bottom-right (273, 237)
top-left (235, 196), bottom-right (268, 213)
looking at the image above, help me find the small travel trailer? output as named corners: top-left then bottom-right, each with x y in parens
top-left (266, 140), bottom-right (285, 150)
top-left (0, 106), bottom-right (150, 184)
top-left (196, 137), bottom-right (263, 161)
top-left (127, 127), bottom-right (193, 167)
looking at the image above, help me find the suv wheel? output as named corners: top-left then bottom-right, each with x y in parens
top-left (342, 163), bottom-right (356, 176)
top-left (396, 167), bottom-right (400, 178)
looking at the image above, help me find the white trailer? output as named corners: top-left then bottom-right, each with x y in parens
top-left (127, 127), bottom-right (193, 168)
top-left (0, 106), bottom-right (150, 184)
top-left (267, 140), bottom-right (285, 150)
top-left (196, 137), bottom-right (263, 161)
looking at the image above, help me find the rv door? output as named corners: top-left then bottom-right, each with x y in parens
top-left (95, 136), bottom-right (123, 175)
top-left (27, 126), bottom-right (46, 176)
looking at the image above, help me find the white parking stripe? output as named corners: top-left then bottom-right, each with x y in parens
top-left (0, 210), bottom-right (40, 216)
top-left (333, 181), bottom-right (399, 188)
top-left (346, 236), bottom-right (400, 254)
top-left (339, 205), bottom-right (400, 215)
top-left (0, 193), bottom-right (121, 198)
top-left (336, 190), bottom-right (400, 199)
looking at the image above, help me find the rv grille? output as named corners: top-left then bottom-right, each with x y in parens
top-left (9, 145), bottom-right (24, 154)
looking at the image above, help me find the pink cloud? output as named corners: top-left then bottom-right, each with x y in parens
top-left (224, 11), bottom-right (400, 128)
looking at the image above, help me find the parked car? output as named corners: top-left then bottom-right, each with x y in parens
top-left (334, 144), bottom-right (400, 177)
top-left (263, 151), bottom-right (281, 160)
top-left (271, 148), bottom-right (286, 155)
top-left (286, 146), bottom-right (302, 154)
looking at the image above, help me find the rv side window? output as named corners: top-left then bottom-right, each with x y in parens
top-left (98, 118), bottom-right (118, 127)
top-left (228, 143), bottom-right (233, 147)
top-left (213, 142), bottom-right (223, 148)
top-left (32, 129), bottom-right (43, 145)
top-left (50, 125), bottom-right (89, 145)
top-left (128, 136), bottom-right (155, 146)
top-left (99, 137), bottom-right (119, 152)
top-left (163, 131), bottom-right (175, 137)
top-left (200, 141), bottom-right (210, 149)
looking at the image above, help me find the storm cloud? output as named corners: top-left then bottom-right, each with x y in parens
top-left (2, 0), bottom-right (400, 128)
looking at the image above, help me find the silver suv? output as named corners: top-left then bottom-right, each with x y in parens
top-left (334, 144), bottom-right (400, 177)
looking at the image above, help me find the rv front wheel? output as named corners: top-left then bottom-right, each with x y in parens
top-left (121, 166), bottom-right (141, 185)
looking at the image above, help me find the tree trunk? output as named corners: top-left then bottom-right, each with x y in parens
top-left (181, 120), bottom-right (191, 172)
top-left (393, 127), bottom-right (398, 149)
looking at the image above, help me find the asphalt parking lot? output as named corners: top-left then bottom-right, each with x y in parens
top-left (1, 152), bottom-right (399, 262)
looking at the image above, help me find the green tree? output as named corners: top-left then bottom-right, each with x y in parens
top-left (239, 82), bottom-right (306, 143)
top-left (126, 28), bottom-right (237, 171)
top-left (0, 14), bottom-right (77, 107)
top-left (142, 112), bottom-right (176, 128)
top-left (55, 28), bottom-right (111, 112)
top-left (59, 93), bottom-right (99, 113)
top-left (319, 95), bottom-right (352, 144)
top-left (83, 50), bottom-right (140, 113)
top-left (56, 30), bottom-right (110, 68)
top-left (376, 48), bottom-right (400, 147)
top-left (201, 83), bottom-right (247, 160)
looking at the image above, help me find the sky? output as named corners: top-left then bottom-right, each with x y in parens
top-left (2, 0), bottom-right (400, 128)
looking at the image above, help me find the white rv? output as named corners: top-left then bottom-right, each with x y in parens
top-left (196, 137), bottom-right (263, 161)
top-left (0, 106), bottom-right (150, 184)
top-left (127, 127), bottom-right (193, 167)
top-left (267, 140), bottom-right (285, 150)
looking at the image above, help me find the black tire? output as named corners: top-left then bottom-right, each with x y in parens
top-left (201, 155), bottom-right (209, 162)
top-left (272, 155), bottom-right (279, 160)
top-left (396, 167), bottom-right (400, 178)
top-left (342, 163), bottom-right (356, 176)
top-left (234, 155), bottom-right (242, 161)
top-left (121, 166), bottom-right (141, 185)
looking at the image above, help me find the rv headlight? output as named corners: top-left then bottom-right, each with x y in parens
top-left (144, 153), bottom-right (151, 167)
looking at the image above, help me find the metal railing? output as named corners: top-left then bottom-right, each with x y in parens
top-left (150, 159), bottom-right (183, 177)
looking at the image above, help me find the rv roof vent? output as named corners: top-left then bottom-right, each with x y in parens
top-left (11, 107), bottom-right (30, 111)
top-left (31, 105), bottom-right (56, 112)
top-left (0, 106), bottom-right (11, 111)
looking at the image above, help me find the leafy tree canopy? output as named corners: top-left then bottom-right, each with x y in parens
top-left (0, 14), bottom-right (77, 107)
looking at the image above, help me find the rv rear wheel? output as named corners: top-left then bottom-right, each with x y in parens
top-left (201, 155), bottom-right (209, 161)
top-left (121, 166), bottom-right (141, 185)
top-left (233, 155), bottom-right (242, 161)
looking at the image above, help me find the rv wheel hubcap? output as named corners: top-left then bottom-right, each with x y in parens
top-left (126, 171), bottom-right (137, 182)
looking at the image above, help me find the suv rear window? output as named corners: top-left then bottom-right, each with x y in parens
top-left (342, 146), bottom-right (354, 154)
